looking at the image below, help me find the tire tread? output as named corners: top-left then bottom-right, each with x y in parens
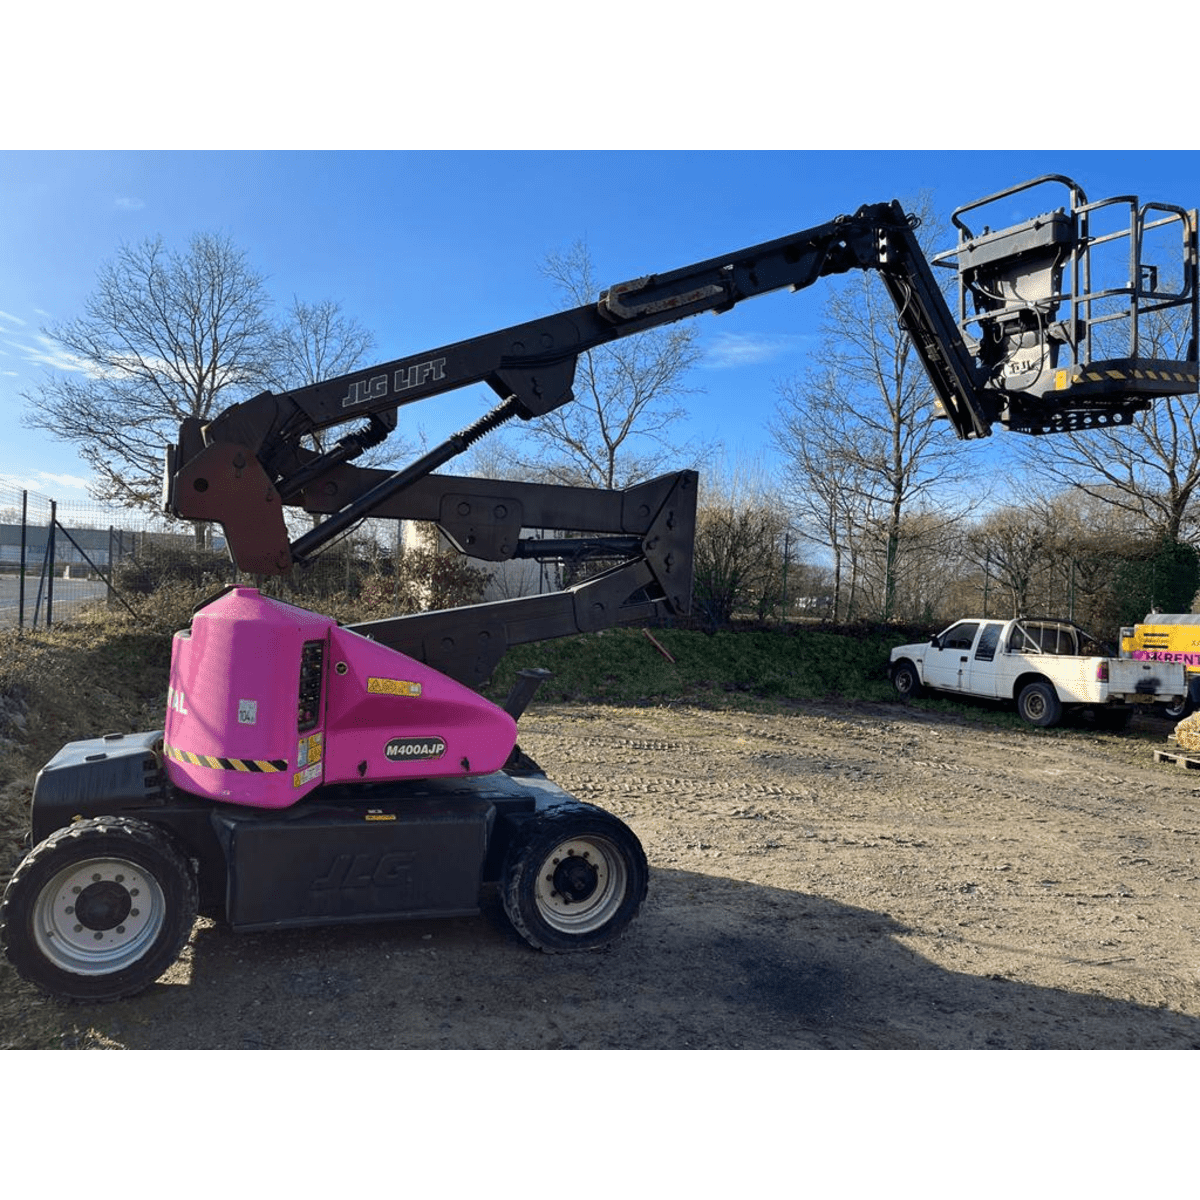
top-left (0, 816), bottom-right (198, 1002)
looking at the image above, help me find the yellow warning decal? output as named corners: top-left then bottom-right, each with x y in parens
top-left (367, 677), bottom-right (422, 697)
top-left (163, 743), bottom-right (287, 773)
top-left (297, 731), bottom-right (324, 767)
top-left (1078, 367), bottom-right (1198, 385)
top-left (294, 763), bottom-right (322, 788)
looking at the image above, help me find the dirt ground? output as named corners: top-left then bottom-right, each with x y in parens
top-left (2, 697), bottom-right (1199, 1050)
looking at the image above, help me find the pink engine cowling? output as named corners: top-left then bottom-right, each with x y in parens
top-left (163, 588), bottom-right (517, 809)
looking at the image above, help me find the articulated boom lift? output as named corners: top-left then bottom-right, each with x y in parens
top-left (3, 176), bottom-right (1197, 1000)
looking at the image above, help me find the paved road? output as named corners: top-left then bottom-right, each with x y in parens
top-left (0, 576), bottom-right (110, 629)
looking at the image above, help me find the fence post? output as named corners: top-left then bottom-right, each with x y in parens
top-left (19, 490), bottom-right (27, 632)
top-left (47, 500), bottom-right (56, 628)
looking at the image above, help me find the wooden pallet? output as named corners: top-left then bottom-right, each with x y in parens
top-left (1154, 748), bottom-right (1200, 769)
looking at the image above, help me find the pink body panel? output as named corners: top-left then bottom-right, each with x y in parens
top-left (321, 625), bottom-right (516, 785)
top-left (163, 588), bottom-right (516, 810)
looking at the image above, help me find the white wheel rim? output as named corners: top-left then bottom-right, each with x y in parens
top-left (32, 856), bottom-right (166, 976)
top-left (534, 835), bottom-right (627, 934)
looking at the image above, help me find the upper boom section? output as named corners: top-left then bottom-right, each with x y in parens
top-left (165, 176), bottom-right (1199, 578)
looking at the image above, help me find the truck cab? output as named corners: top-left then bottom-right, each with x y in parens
top-left (920, 619), bottom-right (1006, 693)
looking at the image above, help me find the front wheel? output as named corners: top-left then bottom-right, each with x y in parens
top-left (1017, 680), bottom-right (1063, 728)
top-left (891, 660), bottom-right (923, 700)
top-left (0, 816), bottom-right (198, 1002)
top-left (501, 804), bottom-right (648, 953)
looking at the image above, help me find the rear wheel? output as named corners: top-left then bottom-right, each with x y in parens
top-left (501, 804), bottom-right (648, 952)
top-left (0, 816), bottom-right (197, 1002)
top-left (1017, 680), bottom-right (1062, 728)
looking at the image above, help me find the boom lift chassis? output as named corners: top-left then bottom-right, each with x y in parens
top-left (3, 176), bottom-right (1197, 1000)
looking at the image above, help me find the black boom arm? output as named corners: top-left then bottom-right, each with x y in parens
top-left (163, 179), bottom-right (1199, 684)
top-left (164, 202), bottom-right (990, 576)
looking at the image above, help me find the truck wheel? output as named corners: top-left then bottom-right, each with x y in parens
top-left (1163, 696), bottom-right (1193, 721)
top-left (0, 816), bottom-right (198, 1002)
top-left (1017, 680), bottom-right (1062, 728)
top-left (501, 804), bottom-right (648, 953)
top-left (891, 660), bottom-right (923, 700)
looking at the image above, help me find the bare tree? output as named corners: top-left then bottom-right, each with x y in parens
top-left (509, 240), bottom-right (705, 489)
top-left (879, 508), bottom-right (967, 622)
top-left (773, 370), bottom-right (869, 620)
top-left (1034, 486), bottom-right (1200, 628)
top-left (22, 234), bottom-right (383, 561)
top-left (1014, 304), bottom-right (1200, 544)
top-left (265, 297), bottom-right (400, 510)
top-left (954, 485), bottom-right (1162, 628)
top-left (23, 233), bottom-right (277, 510)
top-left (268, 297), bottom-right (376, 391)
top-left (692, 464), bottom-right (792, 629)
top-left (963, 504), bottom-right (1052, 617)
top-left (773, 194), bottom-right (978, 620)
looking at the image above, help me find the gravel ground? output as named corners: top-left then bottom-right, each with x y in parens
top-left (2, 698), bottom-right (1199, 1049)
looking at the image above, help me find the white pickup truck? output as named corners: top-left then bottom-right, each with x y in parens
top-left (888, 617), bottom-right (1187, 728)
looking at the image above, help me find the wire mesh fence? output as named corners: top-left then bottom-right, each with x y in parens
top-left (0, 480), bottom-right (204, 630)
top-left (0, 480), bottom-right (505, 631)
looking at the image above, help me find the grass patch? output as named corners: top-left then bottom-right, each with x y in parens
top-left (0, 615), bottom-right (176, 779)
top-left (0, 583), bottom-right (213, 782)
top-left (479, 623), bottom-right (914, 709)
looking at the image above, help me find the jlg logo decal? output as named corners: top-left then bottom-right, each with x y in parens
top-left (311, 852), bottom-right (414, 891)
top-left (340, 358), bottom-right (446, 407)
top-left (385, 736), bottom-right (446, 761)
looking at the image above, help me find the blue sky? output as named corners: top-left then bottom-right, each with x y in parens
top-left (3, 149), bottom-right (1199, 502)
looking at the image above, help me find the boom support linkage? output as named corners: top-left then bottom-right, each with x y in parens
top-left (164, 176), bottom-right (1200, 684)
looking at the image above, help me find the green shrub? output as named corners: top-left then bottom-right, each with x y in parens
top-left (113, 543), bottom-right (232, 596)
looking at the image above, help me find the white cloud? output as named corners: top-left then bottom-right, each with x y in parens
top-left (0, 470), bottom-right (93, 496)
top-left (114, 196), bottom-right (145, 211)
top-left (4, 331), bottom-right (171, 383)
top-left (0, 310), bottom-right (27, 326)
top-left (6, 333), bottom-right (94, 375)
top-left (701, 331), bottom-right (812, 370)
top-left (37, 471), bottom-right (94, 492)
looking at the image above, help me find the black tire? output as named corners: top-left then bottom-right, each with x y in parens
top-left (1163, 696), bottom-right (1193, 721)
top-left (0, 816), bottom-right (198, 1002)
top-left (891, 659), bottom-right (923, 700)
top-left (1017, 680), bottom-right (1062, 728)
top-left (501, 804), bottom-right (648, 953)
